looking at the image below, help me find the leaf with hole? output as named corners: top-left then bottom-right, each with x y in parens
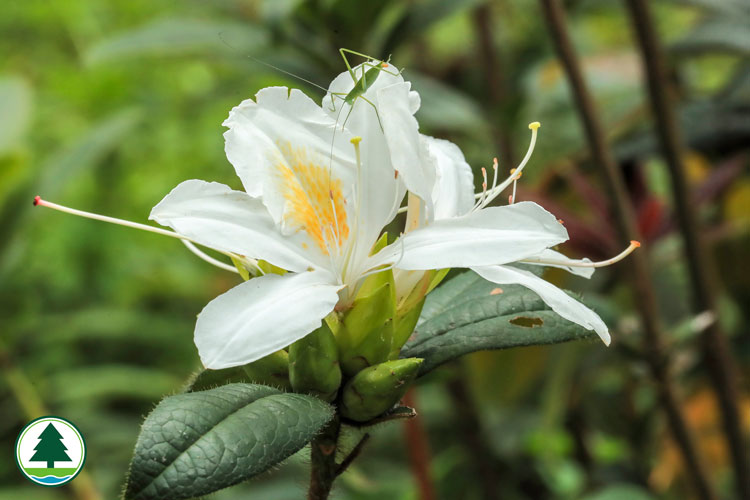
top-left (400, 271), bottom-right (598, 375)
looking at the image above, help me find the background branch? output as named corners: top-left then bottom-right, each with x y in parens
top-left (623, 1), bottom-right (749, 497)
top-left (538, 1), bottom-right (717, 498)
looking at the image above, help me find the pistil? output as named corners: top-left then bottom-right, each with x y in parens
top-left (33, 196), bottom-right (251, 273)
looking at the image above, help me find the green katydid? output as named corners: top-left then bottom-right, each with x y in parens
top-left (325, 48), bottom-right (402, 131)
top-left (219, 34), bottom-right (401, 131)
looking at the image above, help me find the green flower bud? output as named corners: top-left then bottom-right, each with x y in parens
top-left (333, 278), bottom-right (396, 376)
top-left (241, 350), bottom-right (291, 390)
top-left (289, 322), bottom-right (342, 402)
top-left (340, 358), bottom-right (423, 422)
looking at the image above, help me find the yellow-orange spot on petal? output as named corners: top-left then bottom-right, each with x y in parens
top-left (274, 142), bottom-right (349, 254)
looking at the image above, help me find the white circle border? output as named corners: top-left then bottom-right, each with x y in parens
top-left (15, 416), bottom-right (87, 487)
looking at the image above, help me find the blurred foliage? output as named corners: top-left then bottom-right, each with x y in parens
top-left (1, 0), bottom-right (748, 498)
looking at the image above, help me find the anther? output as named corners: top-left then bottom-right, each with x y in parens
top-left (33, 195), bottom-right (41, 206)
top-left (529, 121), bottom-right (541, 130)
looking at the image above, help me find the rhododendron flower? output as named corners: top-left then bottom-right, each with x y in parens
top-left (35, 63), bottom-right (637, 369)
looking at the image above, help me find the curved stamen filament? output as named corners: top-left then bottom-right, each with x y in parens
top-left (521, 240), bottom-right (641, 268)
top-left (474, 122), bottom-right (540, 208)
top-left (181, 240), bottom-right (241, 274)
top-left (33, 196), bottom-right (247, 272)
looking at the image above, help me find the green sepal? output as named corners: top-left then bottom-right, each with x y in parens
top-left (340, 358), bottom-right (423, 422)
top-left (335, 278), bottom-right (396, 376)
top-left (258, 259), bottom-right (287, 276)
top-left (289, 322), bottom-right (342, 402)
top-left (241, 350), bottom-right (291, 390)
top-left (391, 297), bottom-right (425, 359)
top-left (397, 269), bottom-right (448, 316)
top-left (426, 268), bottom-right (450, 295)
top-left (230, 256), bottom-right (251, 281)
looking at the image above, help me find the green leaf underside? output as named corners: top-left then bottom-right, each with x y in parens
top-left (401, 271), bottom-right (597, 375)
top-left (124, 383), bottom-right (333, 500)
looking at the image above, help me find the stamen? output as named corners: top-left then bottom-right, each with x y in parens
top-left (510, 168), bottom-right (519, 205)
top-left (521, 240), bottom-right (641, 268)
top-left (474, 122), bottom-right (540, 209)
top-left (490, 158), bottom-right (499, 191)
top-left (329, 194), bottom-right (342, 250)
top-left (360, 236), bottom-right (406, 279)
top-left (341, 136), bottom-right (364, 283)
top-left (472, 160), bottom-right (496, 211)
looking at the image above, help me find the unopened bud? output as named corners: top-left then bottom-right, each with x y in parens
top-left (241, 350), bottom-right (291, 390)
top-left (289, 322), bottom-right (342, 402)
top-left (335, 280), bottom-right (396, 376)
top-left (340, 358), bottom-right (423, 422)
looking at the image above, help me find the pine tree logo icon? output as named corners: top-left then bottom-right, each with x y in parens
top-left (15, 416), bottom-right (86, 486)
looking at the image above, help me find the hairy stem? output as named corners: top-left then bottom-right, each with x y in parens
top-left (538, 1), bottom-right (717, 498)
top-left (308, 415), bottom-right (341, 500)
top-left (623, 1), bottom-right (749, 497)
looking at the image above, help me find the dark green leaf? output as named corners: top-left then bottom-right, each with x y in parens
top-left (401, 272), bottom-right (597, 375)
top-left (124, 383), bottom-right (333, 500)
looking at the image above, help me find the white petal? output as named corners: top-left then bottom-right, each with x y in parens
top-left (370, 201), bottom-right (568, 270)
top-left (472, 265), bottom-right (610, 345)
top-left (195, 270), bottom-right (342, 369)
top-left (150, 179), bottom-right (316, 272)
top-left (322, 66), bottom-right (408, 273)
top-left (377, 82), bottom-right (435, 211)
top-left (223, 86), bottom-right (356, 214)
top-left (524, 249), bottom-right (596, 278)
top-left (423, 135), bottom-right (475, 219)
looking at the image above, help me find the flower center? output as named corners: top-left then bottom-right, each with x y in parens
top-left (275, 142), bottom-right (349, 255)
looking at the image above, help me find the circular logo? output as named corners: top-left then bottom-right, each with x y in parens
top-left (15, 416), bottom-right (86, 487)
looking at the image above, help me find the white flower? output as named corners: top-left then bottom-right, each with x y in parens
top-left (391, 124), bottom-right (641, 346)
top-left (35, 63), bottom-right (637, 369)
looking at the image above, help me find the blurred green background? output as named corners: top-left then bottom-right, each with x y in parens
top-left (1, 0), bottom-right (748, 498)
